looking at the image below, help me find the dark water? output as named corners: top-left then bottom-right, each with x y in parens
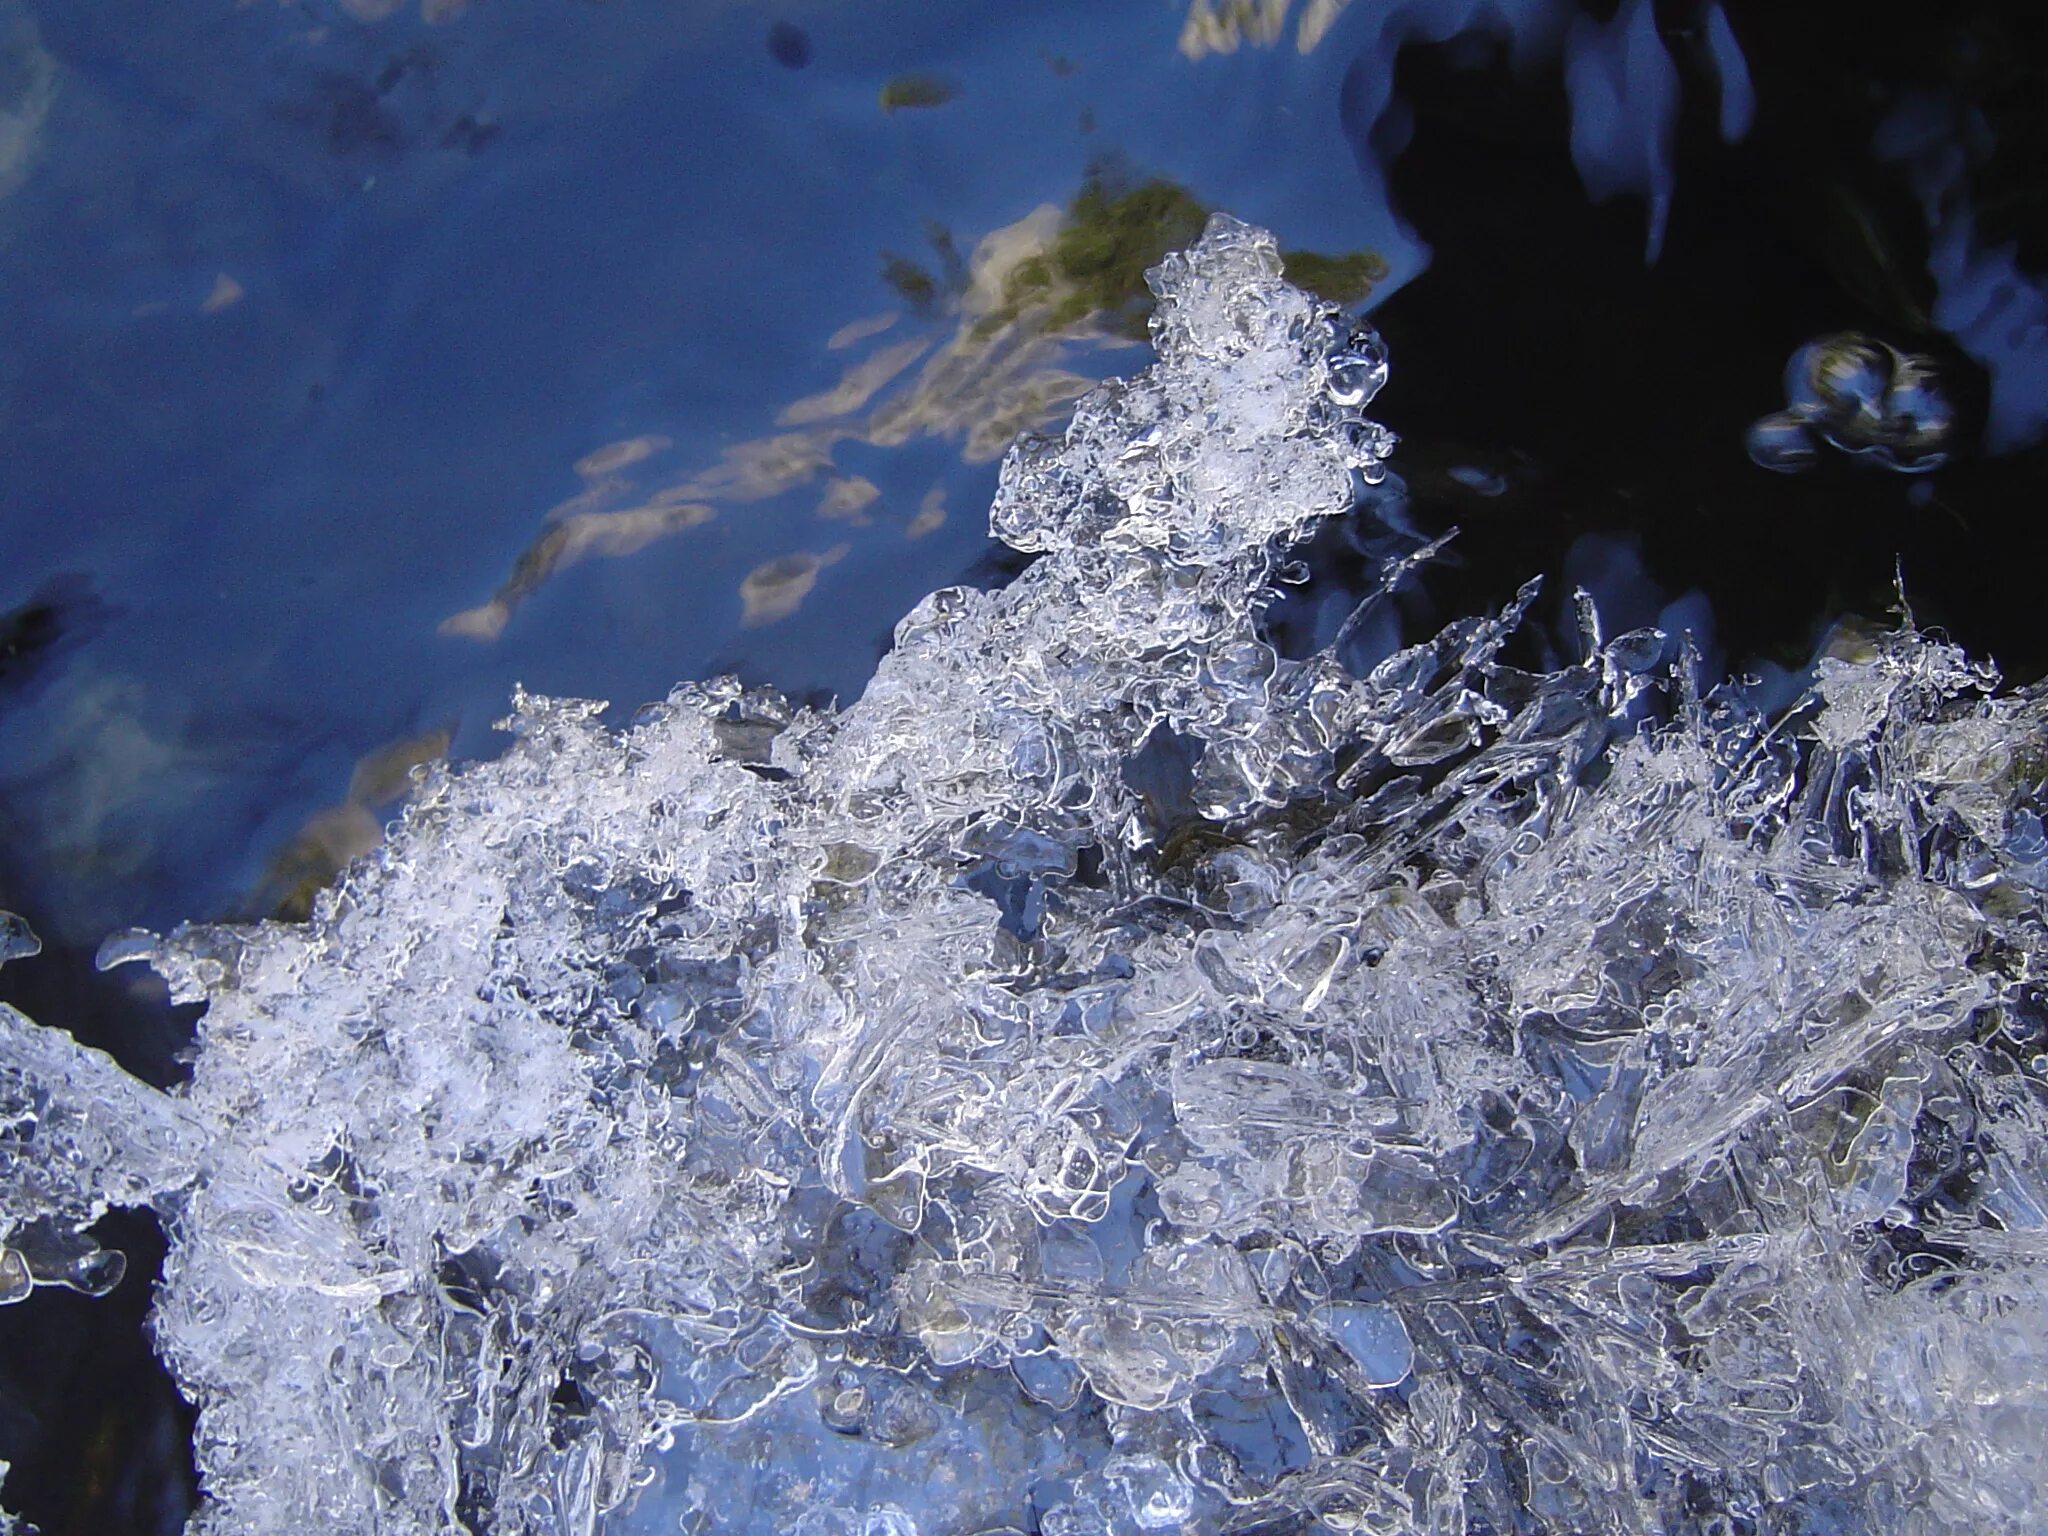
top-left (2, 1), bottom-right (2046, 1529)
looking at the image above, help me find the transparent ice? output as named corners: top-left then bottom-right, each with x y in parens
top-left (5, 216), bottom-right (2048, 1535)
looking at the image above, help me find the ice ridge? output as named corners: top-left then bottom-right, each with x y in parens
top-left (4, 215), bottom-right (2048, 1536)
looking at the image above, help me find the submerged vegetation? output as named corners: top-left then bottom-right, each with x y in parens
top-left (1276, 245), bottom-right (1392, 306)
top-left (886, 164), bottom-right (1393, 342)
top-left (878, 73), bottom-right (961, 113)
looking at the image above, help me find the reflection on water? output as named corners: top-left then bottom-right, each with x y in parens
top-left (878, 73), bottom-right (960, 113)
top-left (198, 272), bottom-right (245, 314)
top-left (1747, 331), bottom-right (1953, 475)
top-left (442, 163), bottom-right (1390, 642)
top-left (739, 544), bottom-right (849, 628)
top-left (441, 498), bottom-right (716, 641)
top-left (780, 338), bottom-right (927, 427)
top-left (3, 677), bottom-right (234, 921)
top-left (1878, 92), bottom-right (2048, 456)
top-left (249, 725), bottom-right (451, 920)
top-left (0, 2), bottom-right (55, 200)
top-left (906, 484), bottom-right (946, 539)
top-left (1560, 0), bottom-right (1677, 261)
top-left (1179, 0), bottom-right (1346, 59)
top-left (813, 474), bottom-right (881, 524)
top-left (335, 0), bottom-right (470, 22)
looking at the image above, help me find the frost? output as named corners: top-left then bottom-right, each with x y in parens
top-left (5, 215), bottom-right (2048, 1534)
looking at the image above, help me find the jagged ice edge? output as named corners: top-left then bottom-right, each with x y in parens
top-left (3, 215), bottom-right (2047, 1536)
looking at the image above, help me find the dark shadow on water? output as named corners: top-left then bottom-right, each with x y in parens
top-left (0, 1209), bottom-right (197, 1536)
top-left (1362, 4), bottom-right (2048, 682)
top-left (0, 578), bottom-right (107, 709)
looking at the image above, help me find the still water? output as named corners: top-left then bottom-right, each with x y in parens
top-left (3, 1), bottom-right (2046, 1530)
top-left (0, 0), bottom-right (1405, 953)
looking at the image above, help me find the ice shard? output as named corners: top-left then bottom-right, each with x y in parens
top-left (4, 216), bottom-right (2047, 1535)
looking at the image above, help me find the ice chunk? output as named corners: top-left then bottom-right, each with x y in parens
top-left (3, 215), bottom-right (2047, 1536)
top-left (2, 1000), bottom-right (200, 1303)
top-left (1313, 1302), bottom-right (1413, 1388)
top-left (0, 912), bottom-right (39, 971)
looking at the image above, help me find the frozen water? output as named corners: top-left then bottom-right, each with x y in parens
top-left (5, 216), bottom-right (2048, 1534)
top-left (1313, 1303), bottom-right (1413, 1389)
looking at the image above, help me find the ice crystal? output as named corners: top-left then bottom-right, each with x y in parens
top-left (5, 216), bottom-right (2048, 1535)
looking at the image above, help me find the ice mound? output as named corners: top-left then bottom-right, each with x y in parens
top-left (5, 216), bottom-right (2048, 1535)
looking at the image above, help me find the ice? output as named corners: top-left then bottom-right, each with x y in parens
top-left (1313, 1303), bottom-right (1413, 1389)
top-left (0, 912), bottom-right (39, 970)
top-left (4, 215), bottom-right (2048, 1534)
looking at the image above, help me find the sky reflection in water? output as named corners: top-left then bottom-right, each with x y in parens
top-left (0, 0), bottom-right (1402, 943)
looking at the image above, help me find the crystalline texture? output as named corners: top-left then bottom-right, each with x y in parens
top-left (4, 216), bottom-right (2048, 1535)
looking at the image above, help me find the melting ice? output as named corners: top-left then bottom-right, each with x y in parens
top-left (5, 216), bottom-right (2048, 1535)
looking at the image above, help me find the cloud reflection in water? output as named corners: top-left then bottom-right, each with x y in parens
top-left (443, 170), bottom-right (1389, 638)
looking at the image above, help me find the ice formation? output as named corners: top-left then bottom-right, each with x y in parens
top-left (6, 216), bottom-right (2048, 1535)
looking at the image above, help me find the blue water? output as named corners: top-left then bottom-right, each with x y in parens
top-left (0, 0), bottom-right (1404, 945)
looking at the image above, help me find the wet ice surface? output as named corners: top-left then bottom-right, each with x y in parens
top-left (5, 216), bottom-right (2048, 1534)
